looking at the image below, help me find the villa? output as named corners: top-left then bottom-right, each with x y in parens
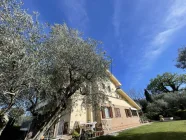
top-left (51, 71), bottom-right (141, 138)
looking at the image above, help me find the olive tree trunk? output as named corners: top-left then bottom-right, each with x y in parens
top-left (25, 107), bottom-right (62, 140)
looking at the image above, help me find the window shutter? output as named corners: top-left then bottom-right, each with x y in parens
top-left (109, 107), bottom-right (113, 118)
top-left (129, 109), bottom-right (132, 117)
top-left (118, 109), bottom-right (121, 117)
top-left (101, 107), bottom-right (105, 119)
top-left (115, 108), bottom-right (121, 117)
top-left (114, 108), bottom-right (117, 117)
top-left (125, 109), bottom-right (128, 117)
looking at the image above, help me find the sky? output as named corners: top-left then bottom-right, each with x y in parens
top-left (23, 0), bottom-right (186, 93)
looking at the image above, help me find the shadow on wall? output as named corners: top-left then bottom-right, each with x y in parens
top-left (94, 132), bottom-right (186, 140)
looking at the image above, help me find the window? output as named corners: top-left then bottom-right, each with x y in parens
top-left (105, 107), bottom-right (110, 118)
top-left (114, 108), bottom-right (121, 118)
top-left (125, 109), bottom-right (132, 117)
top-left (108, 86), bottom-right (111, 92)
top-left (102, 83), bottom-right (105, 89)
top-left (101, 107), bottom-right (113, 119)
top-left (131, 110), bottom-right (138, 116)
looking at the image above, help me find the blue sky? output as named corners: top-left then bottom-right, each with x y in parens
top-left (23, 0), bottom-right (186, 93)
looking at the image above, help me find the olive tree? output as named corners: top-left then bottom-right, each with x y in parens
top-left (0, 1), bottom-right (110, 139)
top-left (147, 72), bottom-right (186, 94)
top-left (0, 0), bottom-right (44, 117)
top-left (0, 0), bottom-right (45, 134)
top-left (23, 24), bottom-right (110, 139)
top-left (176, 47), bottom-right (186, 69)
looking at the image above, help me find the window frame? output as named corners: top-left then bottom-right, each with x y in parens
top-left (101, 106), bottom-right (113, 119)
top-left (125, 109), bottom-right (132, 118)
top-left (131, 110), bottom-right (138, 117)
top-left (114, 108), bottom-right (121, 118)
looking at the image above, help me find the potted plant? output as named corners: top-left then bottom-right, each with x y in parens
top-left (72, 130), bottom-right (80, 140)
top-left (159, 115), bottom-right (164, 122)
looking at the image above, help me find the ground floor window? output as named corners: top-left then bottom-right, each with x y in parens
top-left (131, 110), bottom-right (138, 116)
top-left (101, 107), bottom-right (113, 119)
top-left (114, 108), bottom-right (121, 117)
top-left (125, 109), bottom-right (132, 117)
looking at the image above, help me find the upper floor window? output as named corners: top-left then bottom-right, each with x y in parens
top-left (101, 107), bottom-right (113, 119)
top-left (125, 109), bottom-right (132, 117)
top-left (114, 108), bottom-right (121, 118)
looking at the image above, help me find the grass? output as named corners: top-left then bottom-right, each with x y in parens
top-left (95, 120), bottom-right (186, 140)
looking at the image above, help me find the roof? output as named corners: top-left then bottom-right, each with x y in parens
top-left (106, 70), bottom-right (121, 87)
top-left (107, 70), bottom-right (141, 110)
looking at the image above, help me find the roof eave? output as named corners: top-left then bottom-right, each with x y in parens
top-left (106, 70), bottom-right (122, 87)
top-left (116, 89), bottom-right (141, 110)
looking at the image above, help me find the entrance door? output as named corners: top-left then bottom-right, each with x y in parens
top-left (57, 120), bottom-right (64, 136)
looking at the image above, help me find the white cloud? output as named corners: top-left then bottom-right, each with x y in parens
top-left (112, 0), bottom-right (123, 38)
top-left (61, 0), bottom-right (88, 32)
top-left (112, 0), bottom-right (186, 87)
top-left (134, 0), bottom-right (186, 85)
top-left (165, 0), bottom-right (186, 29)
top-left (142, 0), bottom-right (186, 68)
top-left (142, 28), bottom-right (175, 64)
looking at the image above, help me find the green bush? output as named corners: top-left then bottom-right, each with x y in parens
top-left (138, 91), bottom-right (186, 120)
top-left (176, 110), bottom-right (186, 120)
top-left (145, 99), bottom-right (168, 120)
top-left (72, 130), bottom-right (80, 138)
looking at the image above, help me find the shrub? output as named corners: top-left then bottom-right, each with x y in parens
top-left (136, 99), bottom-right (148, 113)
top-left (176, 110), bottom-right (186, 120)
top-left (146, 99), bottom-right (168, 119)
top-left (159, 115), bottom-right (164, 121)
top-left (72, 130), bottom-right (80, 138)
top-left (140, 114), bottom-right (149, 122)
top-left (140, 91), bottom-right (186, 120)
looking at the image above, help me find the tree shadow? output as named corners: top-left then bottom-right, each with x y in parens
top-left (95, 132), bottom-right (186, 140)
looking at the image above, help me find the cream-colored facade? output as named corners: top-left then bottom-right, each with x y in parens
top-left (53, 72), bottom-right (141, 136)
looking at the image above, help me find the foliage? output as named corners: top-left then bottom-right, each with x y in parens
top-left (176, 47), bottom-right (186, 69)
top-left (8, 107), bottom-right (24, 119)
top-left (138, 91), bottom-right (186, 120)
top-left (136, 99), bottom-right (148, 112)
top-left (1, 0), bottom-right (110, 139)
top-left (72, 130), bottom-right (80, 138)
top-left (0, 0), bottom-right (45, 116)
top-left (144, 89), bottom-right (153, 103)
top-left (139, 114), bottom-right (149, 122)
top-left (147, 72), bottom-right (186, 94)
top-left (146, 99), bottom-right (168, 119)
top-left (176, 110), bottom-right (186, 120)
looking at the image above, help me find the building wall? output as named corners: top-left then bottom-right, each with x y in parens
top-left (69, 97), bottom-right (87, 129)
top-left (57, 79), bottom-right (140, 134)
top-left (99, 80), bottom-right (141, 132)
top-left (56, 94), bottom-right (89, 131)
top-left (100, 98), bottom-right (140, 132)
top-left (109, 104), bottom-right (140, 131)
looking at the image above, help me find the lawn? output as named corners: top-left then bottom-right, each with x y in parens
top-left (95, 120), bottom-right (186, 140)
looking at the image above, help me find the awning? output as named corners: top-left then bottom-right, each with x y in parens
top-left (130, 107), bottom-right (137, 110)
